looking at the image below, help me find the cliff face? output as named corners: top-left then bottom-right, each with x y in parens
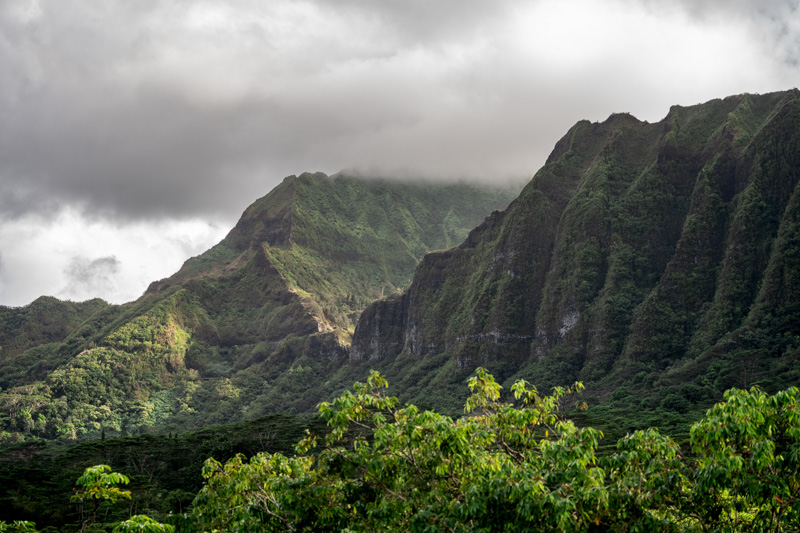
top-left (353, 90), bottom-right (800, 398)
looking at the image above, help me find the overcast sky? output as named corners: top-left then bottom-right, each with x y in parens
top-left (1, 0), bottom-right (798, 307)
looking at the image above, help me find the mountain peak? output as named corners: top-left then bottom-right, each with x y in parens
top-left (0, 173), bottom-right (520, 442)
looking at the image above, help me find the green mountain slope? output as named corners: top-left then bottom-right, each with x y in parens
top-left (0, 297), bottom-right (112, 388)
top-left (3, 90), bottom-right (798, 446)
top-left (352, 90), bottom-right (800, 431)
top-left (152, 172), bottom-right (519, 336)
top-left (0, 173), bottom-right (519, 444)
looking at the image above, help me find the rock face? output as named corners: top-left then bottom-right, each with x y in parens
top-left (349, 294), bottom-right (408, 361)
top-left (353, 90), bottom-right (800, 394)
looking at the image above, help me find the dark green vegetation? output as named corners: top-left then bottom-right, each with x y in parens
top-left (352, 90), bottom-right (800, 436)
top-left (0, 173), bottom-right (518, 444)
top-left (4, 371), bottom-right (799, 531)
top-left (0, 297), bottom-right (111, 387)
top-left (0, 413), bottom-right (324, 528)
top-left (180, 371), bottom-right (800, 532)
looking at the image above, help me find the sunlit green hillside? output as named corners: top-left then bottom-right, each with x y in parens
top-left (0, 174), bottom-right (519, 444)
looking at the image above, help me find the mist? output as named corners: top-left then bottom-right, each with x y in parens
top-left (0, 0), bottom-right (797, 305)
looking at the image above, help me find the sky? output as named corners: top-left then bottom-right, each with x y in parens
top-left (1, 0), bottom-right (798, 307)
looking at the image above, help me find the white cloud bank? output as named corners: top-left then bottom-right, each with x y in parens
top-left (0, 209), bottom-right (228, 305)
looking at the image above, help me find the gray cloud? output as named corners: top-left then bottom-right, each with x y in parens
top-left (637, 0), bottom-right (797, 20)
top-left (634, 0), bottom-right (800, 64)
top-left (0, 0), bottom-right (798, 229)
top-left (0, 250), bottom-right (5, 299)
top-left (60, 255), bottom-right (120, 301)
top-left (0, 0), bottom-right (798, 307)
top-left (317, 0), bottom-right (515, 43)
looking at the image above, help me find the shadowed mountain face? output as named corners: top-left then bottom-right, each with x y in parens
top-left (353, 90), bottom-right (800, 420)
top-left (0, 173), bottom-right (519, 442)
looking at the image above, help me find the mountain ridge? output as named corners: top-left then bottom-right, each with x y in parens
top-left (1, 89), bottom-right (798, 445)
top-left (0, 173), bottom-right (520, 442)
top-left (351, 89), bottom-right (800, 422)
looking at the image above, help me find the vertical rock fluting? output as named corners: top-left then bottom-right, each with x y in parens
top-left (352, 90), bottom-right (800, 387)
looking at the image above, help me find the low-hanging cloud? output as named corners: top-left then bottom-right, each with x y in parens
top-left (1, 0), bottom-right (798, 227)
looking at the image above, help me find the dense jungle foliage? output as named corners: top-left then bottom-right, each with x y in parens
top-left (2, 370), bottom-right (798, 531)
top-left (0, 413), bottom-right (325, 529)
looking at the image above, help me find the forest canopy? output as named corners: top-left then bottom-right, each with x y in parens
top-left (180, 369), bottom-right (800, 532)
top-left (2, 369), bottom-right (798, 532)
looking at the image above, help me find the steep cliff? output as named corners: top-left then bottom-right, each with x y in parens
top-left (353, 90), bottom-right (800, 415)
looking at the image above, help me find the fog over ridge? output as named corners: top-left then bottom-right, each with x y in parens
top-left (0, 0), bottom-right (797, 305)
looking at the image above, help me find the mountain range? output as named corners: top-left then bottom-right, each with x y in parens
top-left (0, 174), bottom-right (519, 441)
top-left (1, 89), bottom-right (798, 445)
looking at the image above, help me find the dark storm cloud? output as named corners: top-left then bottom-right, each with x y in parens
top-left (0, 0), bottom-right (524, 223)
top-left (0, 87), bottom-right (272, 220)
top-left (60, 255), bottom-right (120, 300)
top-left (0, 0), bottom-right (797, 226)
top-left (1, 2), bottom-right (286, 221)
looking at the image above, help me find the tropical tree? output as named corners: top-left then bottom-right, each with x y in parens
top-left (183, 370), bottom-right (800, 532)
top-left (112, 515), bottom-right (175, 533)
top-left (683, 386), bottom-right (800, 531)
top-left (185, 369), bottom-right (608, 531)
top-left (71, 464), bottom-right (131, 533)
